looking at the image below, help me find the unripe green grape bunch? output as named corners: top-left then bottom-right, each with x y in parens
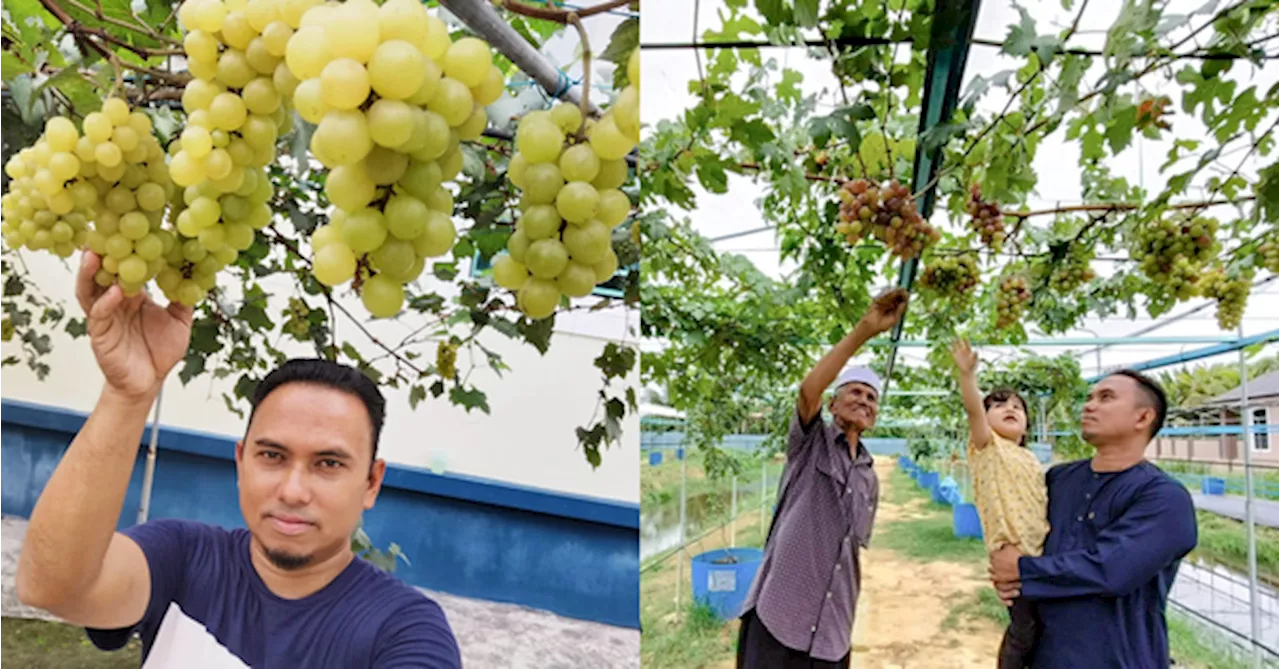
top-left (1042, 244), bottom-right (1096, 293)
top-left (835, 178), bottom-right (939, 259)
top-left (1255, 236), bottom-right (1278, 275)
top-left (2, 102), bottom-right (179, 297)
top-left (284, 0), bottom-right (507, 319)
top-left (1197, 267), bottom-right (1251, 331)
top-left (918, 254), bottom-right (979, 298)
top-left (965, 183), bottom-right (1006, 253)
top-left (994, 273), bottom-right (1032, 329)
top-left (1132, 216), bottom-right (1219, 302)
top-left (174, 0), bottom-right (296, 188)
top-left (493, 109), bottom-right (634, 319)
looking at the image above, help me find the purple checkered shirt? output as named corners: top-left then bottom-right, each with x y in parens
top-left (740, 410), bottom-right (880, 662)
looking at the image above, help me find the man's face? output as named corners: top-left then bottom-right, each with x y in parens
top-left (235, 383), bottom-right (385, 571)
top-left (1081, 375), bottom-right (1152, 445)
top-left (830, 382), bottom-right (879, 432)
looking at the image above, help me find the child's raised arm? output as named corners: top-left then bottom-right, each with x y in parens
top-left (950, 339), bottom-right (993, 449)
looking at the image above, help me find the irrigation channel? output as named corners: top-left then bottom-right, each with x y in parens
top-left (641, 435), bottom-right (1280, 665)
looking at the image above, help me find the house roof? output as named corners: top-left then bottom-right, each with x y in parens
top-left (1203, 370), bottom-right (1280, 406)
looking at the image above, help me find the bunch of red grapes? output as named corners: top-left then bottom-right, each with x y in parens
top-left (835, 178), bottom-right (939, 259)
top-left (965, 184), bottom-right (1006, 253)
top-left (995, 274), bottom-right (1032, 329)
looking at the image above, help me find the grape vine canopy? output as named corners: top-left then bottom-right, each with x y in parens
top-left (1, 0), bottom-right (642, 466)
top-left (639, 0), bottom-right (1278, 466)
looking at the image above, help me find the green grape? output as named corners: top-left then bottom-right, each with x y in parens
top-left (134, 234), bottom-right (164, 261)
top-left (562, 219), bottom-right (610, 264)
top-left (471, 66), bottom-right (504, 106)
top-left (555, 260), bottom-right (596, 297)
top-left (415, 211), bottom-right (455, 257)
top-left (377, 0), bottom-right (428, 46)
top-left (363, 146), bottom-right (408, 185)
top-left (325, 164), bottom-right (376, 211)
top-left (221, 11), bottom-right (257, 50)
top-left (523, 163), bottom-right (564, 204)
top-left (117, 255), bottom-right (148, 284)
top-left (613, 85), bottom-right (639, 138)
top-left (592, 248), bottom-right (619, 282)
top-left (245, 0), bottom-right (279, 30)
top-left (559, 144), bottom-right (599, 183)
top-left (406, 111), bottom-right (451, 161)
top-left (312, 241), bottom-right (357, 286)
top-left (242, 77), bottom-right (281, 114)
top-left (405, 57), bottom-right (443, 107)
top-left (361, 274), bottom-right (404, 318)
top-left (385, 194), bottom-right (429, 240)
top-left (424, 186), bottom-right (452, 214)
top-left (596, 189), bottom-right (630, 227)
top-left (105, 233), bottom-right (133, 259)
top-left (321, 58), bottom-right (370, 110)
top-left (367, 99), bottom-right (415, 148)
top-left (507, 228), bottom-right (530, 263)
top-left (95, 142), bottom-right (124, 168)
top-left (588, 115), bottom-right (634, 160)
top-left (49, 152), bottom-right (80, 182)
top-left (209, 93), bottom-right (249, 131)
top-left (293, 77), bottom-right (329, 124)
top-left (226, 222), bottom-right (255, 250)
top-left (556, 181), bottom-right (599, 224)
top-left (246, 37), bottom-right (282, 74)
top-left (520, 204), bottom-right (561, 240)
top-left (342, 207), bottom-right (388, 253)
top-left (492, 254), bottom-right (528, 290)
top-left (105, 187), bottom-right (137, 215)
top-left (264, 21), bottom-right (294, 57)
top-left (441, 38), bottom-right (489, 88)
top-left (206, 149), bottom-right (235, 181)
top-left (550, 103), bottom-right (582, 134)
top-left (368, 40), bottom-right (426, 101)
top-left (119, 211), bottom-right (151, 240)
top-left (312, 109), bottom-right (373, 167)
top-left (325, 0), bottom-right (380, 64)
top-left (518, 278), bottom-right (559, 319)
top-left (399, 160), bottom-right (442, 200)
top-left (370, 238), bottom-right (416, 279)
top-left (426, 77), bottom-right (474, 127)
top-left (456, 106), bottom-right (488, 141)
top-left (420, 13), bottom-right (449, 60)
top-left (524, 238), bottom-right (569, 279)
top-left (516, 119), bottom-right (563, 164)
top-left (592, 158), bottom-right (628, 190)
top-left (83, 112), bottom-right (114, 143)
top-left (199, 225), bottom-right (228, 252)
top-left (241, 115), bottom-right (278, 150)
top-left (437, 145), bottom-right (462, 182)
top-left (286, 25), bottom-right (331, 79)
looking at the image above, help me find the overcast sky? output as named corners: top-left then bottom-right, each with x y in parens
top-left (639, 0), bottom-right (1279, 379)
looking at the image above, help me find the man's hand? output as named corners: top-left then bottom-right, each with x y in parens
top-left (993, 580), bottom-right (1021, 607)
top-left (857, 287), bottom-right (909, 336)
top-left (77, 252), bottom-right (194, 401)
top-left (950, 339), bottom-right (978, 376)
top-left (989, 544), bottom-right (1024, 605)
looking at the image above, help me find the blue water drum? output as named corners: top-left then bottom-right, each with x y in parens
top-left (918, 471), bottom-right (939, 491)
top-left (649, 451), bottom-right (663, 466)
top-left (676, 447), bottom-right (685, 460)
top-left (1202, 477), bottom-right (1226, 495)
top-left (690, 547), bottom-right (764, 620)
top-left (953, 503), bottom-right (983, 539)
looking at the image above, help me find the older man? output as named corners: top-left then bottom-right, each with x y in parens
top-left (989, 370), bottom-right (1198, 668)
top-left (737, 288), bottom-right (909, 669)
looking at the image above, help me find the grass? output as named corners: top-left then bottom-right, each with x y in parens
top-left (1167, 609), bottom-right (1262, 669)
top-left (942, 588), bottom-right (1009, 631)
top-left (877, 470), bottom-right (988, 563)
top-left (1189, 510), bottom-right (1280, 586)
top-left (1, 617), bottom-right (140, 668)
top-left (641, 451), bottom-right (782, 507)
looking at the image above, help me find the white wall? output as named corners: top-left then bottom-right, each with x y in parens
top-left (0, 248), bottom-right (640, 504)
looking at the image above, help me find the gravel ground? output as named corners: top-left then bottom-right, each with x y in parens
top-left (2, 516), bottom-right (638, 668)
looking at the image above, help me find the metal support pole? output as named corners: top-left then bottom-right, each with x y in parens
top-left (730, 475), bottom-right (738, 548)
top-left (436, 0), bottom-right (600, 114)
top-left (136, 387), bottom-right (164, 525)
top-left (676, 441), bottom-right (687, 613)
top-left (1039, 396), bottom-right (1047, 444)
top-left (1237, 324), bottom-right (1261, 666)
top-left (760, 459), bottom-right (767, 532)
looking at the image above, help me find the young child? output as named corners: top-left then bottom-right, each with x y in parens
top-left (950, 339), bottom-right (1048, 669)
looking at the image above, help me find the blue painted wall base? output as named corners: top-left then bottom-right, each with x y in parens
top-left (1, 399), bottom-right (639, 628)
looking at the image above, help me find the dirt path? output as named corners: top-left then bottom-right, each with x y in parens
top-left (851, 461), bottom-right (1004, 668)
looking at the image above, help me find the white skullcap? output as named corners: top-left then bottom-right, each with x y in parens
top-left (833, 366), bottom-right (882, 397)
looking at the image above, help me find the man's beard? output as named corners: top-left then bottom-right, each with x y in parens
top-left (264, 546), bottom-right (315, 571)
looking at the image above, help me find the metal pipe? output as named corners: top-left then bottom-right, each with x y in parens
top-left (136, 387), bottom-right (163, 525)
top-left (760, 460), bottom-right (767, 531)
top-left (437, 0), bottom-right (600, 115)
top-left (1238, 323), bottom-right (1262, 667)
top-left (1084, 330), bottom-right (1280, 382)
top-left (730, 474), bottom-right (737, 548)
top-left (676, 443), bottom-right (687, 613)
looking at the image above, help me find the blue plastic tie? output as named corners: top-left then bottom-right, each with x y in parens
top-left (549, 69), bottom-right (572, 98)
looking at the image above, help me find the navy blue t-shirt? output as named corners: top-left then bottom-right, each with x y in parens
top-left (1019, 460), bottom-right (1197, 669)
top-left (87, 519), bottom-right (461, 668)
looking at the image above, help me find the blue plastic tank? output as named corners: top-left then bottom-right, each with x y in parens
top-left (690, 547), bottom-right (764, 620)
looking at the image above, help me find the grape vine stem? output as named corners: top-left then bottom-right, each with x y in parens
top-left (500, 0), bottom-right (630, 24)
top-left (567, 12), bottom-right (592, 130)
top-left (38, 0), bottom-right (190, 87)
top-left (1003, 195), bottom-right (1257, 220)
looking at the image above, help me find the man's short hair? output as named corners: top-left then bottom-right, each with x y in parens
top-left (1108, 369), bottom-right (1168, 439)
top-left (248, 358), bottom-right (386, 461)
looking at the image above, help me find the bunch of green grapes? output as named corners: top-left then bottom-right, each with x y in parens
top-left (994, 273), bottom-right (1032, 329)
top-left (285, 0), bottom-right (505, 318)
top-left (154, 165), bottom-right (275, 306)
top-left (835, 178), bottom-right (939, 259)
top-left (174, 0), bottom-right (296, 191)
top-left (918, 254), bottom-right (979, 297)
top-left (1198, 267), bottom-right (1251, 331)
top-left (1045, 245), bottom-right (1096, 293)
top-left (965, 184), bottom-right (1006, 253)
top-left (585, 49), bottom-right (639, 162)
top-left (490, 99), bottom-right (632, 320)
top-left (436, 340), bottom-right (457, 378)
top-left (1132, 216), bottom-right (1219, 302)
top-left (1255, 236), bottom-right (1278, 275)
top-left (1, 116), bottom-right (99, 257)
